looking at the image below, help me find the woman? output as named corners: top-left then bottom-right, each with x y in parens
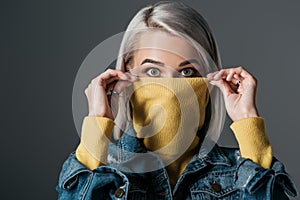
top-left (57, 2), bottom-right (297, 199)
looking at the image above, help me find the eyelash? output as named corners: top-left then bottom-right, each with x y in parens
top-left (145, 67), bottom-right (160, 76)
top-left (180, 68), bottom-right (196, 76)
top-left (143, 67), bottom-right (199, 77)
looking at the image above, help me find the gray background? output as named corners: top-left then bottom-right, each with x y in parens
top-left (1, 0), bottom-right (299, 199)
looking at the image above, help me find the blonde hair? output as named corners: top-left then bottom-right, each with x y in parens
top-left (116, 1), bottom-right (221, 72)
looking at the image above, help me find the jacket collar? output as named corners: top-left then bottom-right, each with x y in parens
top-left (181, 144), bottom-right (231, 174)
top-left (198, 143), bottom-right (231, 166)
top-left (111, 128), bottom-right (231, 171)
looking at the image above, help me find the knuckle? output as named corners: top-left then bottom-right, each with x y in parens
top-left (106, 68), bottom-right (113, 73)
top-left (249, 76), bottom-right (257, 85)
top-left (98, 74), bottom-right (104, 80)
top-left (91, 78), bottom-right (98, 84)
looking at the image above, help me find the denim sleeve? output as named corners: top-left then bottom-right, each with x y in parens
top-left (56, 152), bottom-right (129, 200)
top-left (235, 156), bottom-right (298, 199)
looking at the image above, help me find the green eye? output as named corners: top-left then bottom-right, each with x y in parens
top-left (180, 68), bottom-right (195, 77)
top-left (146, 68), bottom-right (161, 77)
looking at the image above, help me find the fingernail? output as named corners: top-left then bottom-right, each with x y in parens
top-left (120, 74), bottom-right (128, 79)
top-left (128, 75), bottom-right (138, 81)
top-left (209, 80), bottom-right (216, 85)
top-left (131, 74), bottom-right (139, 79)
top-left (206, 73), bottom-right (213, 78)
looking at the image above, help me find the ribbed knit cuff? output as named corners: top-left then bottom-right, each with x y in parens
top-left (76, 116), bottom-right (114, 170)
top-left (230, 117), bottom-right (273, 169)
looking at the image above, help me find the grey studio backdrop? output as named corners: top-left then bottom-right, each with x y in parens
top-left (1, 0), bottom-right (299, 199)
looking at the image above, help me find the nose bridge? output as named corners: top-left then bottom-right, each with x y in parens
top-left (163, 66), bottom-right (181, 78)
top-left (171, 70), bottom-right (181, 78)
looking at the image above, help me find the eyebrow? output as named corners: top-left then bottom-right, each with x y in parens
top-left (178, 59), bottom-right (200, 67)
top-left (141, 58), bottom-right (200, 67)
top-left (141, 59), bottom-right (164, 66)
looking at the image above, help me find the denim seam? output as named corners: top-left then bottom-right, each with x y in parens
top-left (247, 169), bottom-right (273, 194)
top-left (191, 187), bottom-right (238, 197)
top-left (80, 173), bottom-right (94, 200)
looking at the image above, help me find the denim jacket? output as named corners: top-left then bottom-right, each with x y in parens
top-left (57, 132), bottom-right (298, 200)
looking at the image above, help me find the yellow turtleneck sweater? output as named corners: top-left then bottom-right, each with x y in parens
top-left (76, 116), bottom-right (272, 187)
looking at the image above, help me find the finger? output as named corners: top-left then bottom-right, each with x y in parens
top-left (206, 71), bottom-right (219, 79)
top-left (232, 67), bottom-right (257, 88)
top-left (99, 69), bottom-right (125, 80)
top-left (208, 69), bottom-right (241, 90)
top-left (233, 73), bottom-right (243, 81)
top-left (104, 76), bottom-right (120, 88)
top-left (113, 80), bottom-right (135, 93)
top-left (123, 72), bottom-right (139, 81)
top-left (208, 71), bottom-right (234, 88)
top-left (213, 70), bottom-right (228, 80)
top-left (226, 71), bottom-right (235, 82)
top-left (211, 67), bottom-right (252, 85)
top-left (221, 66), bottom-right (252, 80)
top-left (230, 73), bottom-right (243, 87)
top-left (210, 79), bottom-right (233, 97)
top-left (104, 75), bottom-right (136, 91)
top-left (105, 80), bottom-right (118, 92)
top-left (106, 72), bottom-right (139, 93)
top-left (97, 70), bottom-right (124, 88)
top-left (95, 70), bottom-right (136, 90)
top-left (99, 69), bottom-right (137, 81)
top-left (238, 67), bottom-right (252, 79)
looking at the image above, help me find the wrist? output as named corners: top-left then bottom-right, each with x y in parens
top-left (88, 110), bottom-right (113, 119)
top-left (232, 108), bottom-right (259, 122)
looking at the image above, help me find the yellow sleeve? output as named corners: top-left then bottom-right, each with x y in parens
top-left (75, 116), bottom-right (115, 170)
top-left (230, 117), bottom-right (273, 169)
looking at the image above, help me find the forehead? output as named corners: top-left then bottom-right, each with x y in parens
top-left (135, 30), bottom-right (199, 60)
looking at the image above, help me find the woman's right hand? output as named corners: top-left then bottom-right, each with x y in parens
top-left (85, 69), bottom-right (138, 119)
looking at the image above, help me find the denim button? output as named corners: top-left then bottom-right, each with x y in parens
top-left (211, 181), bottom-right (221, 192)
top-left (114, 188), bottom-right (125, 198)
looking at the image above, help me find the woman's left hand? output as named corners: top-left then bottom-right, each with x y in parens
top-left (207, 66), bottom-right (259, 122)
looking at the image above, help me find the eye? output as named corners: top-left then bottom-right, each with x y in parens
top-left (146, 67), bottom-right (161, 77)
top-left (180, 68), bottom-right (195, 77)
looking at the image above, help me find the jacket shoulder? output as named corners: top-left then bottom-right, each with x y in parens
top-left (218, 146), bottom-right (241, 166)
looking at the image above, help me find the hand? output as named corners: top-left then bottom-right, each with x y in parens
top-left (85, 69), bottom-right (138, 119)
top-left (207, 66), bottom-right (259, 122)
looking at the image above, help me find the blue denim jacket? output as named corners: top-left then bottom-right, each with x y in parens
top-left (57, 132), bottom-right (298, 200)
